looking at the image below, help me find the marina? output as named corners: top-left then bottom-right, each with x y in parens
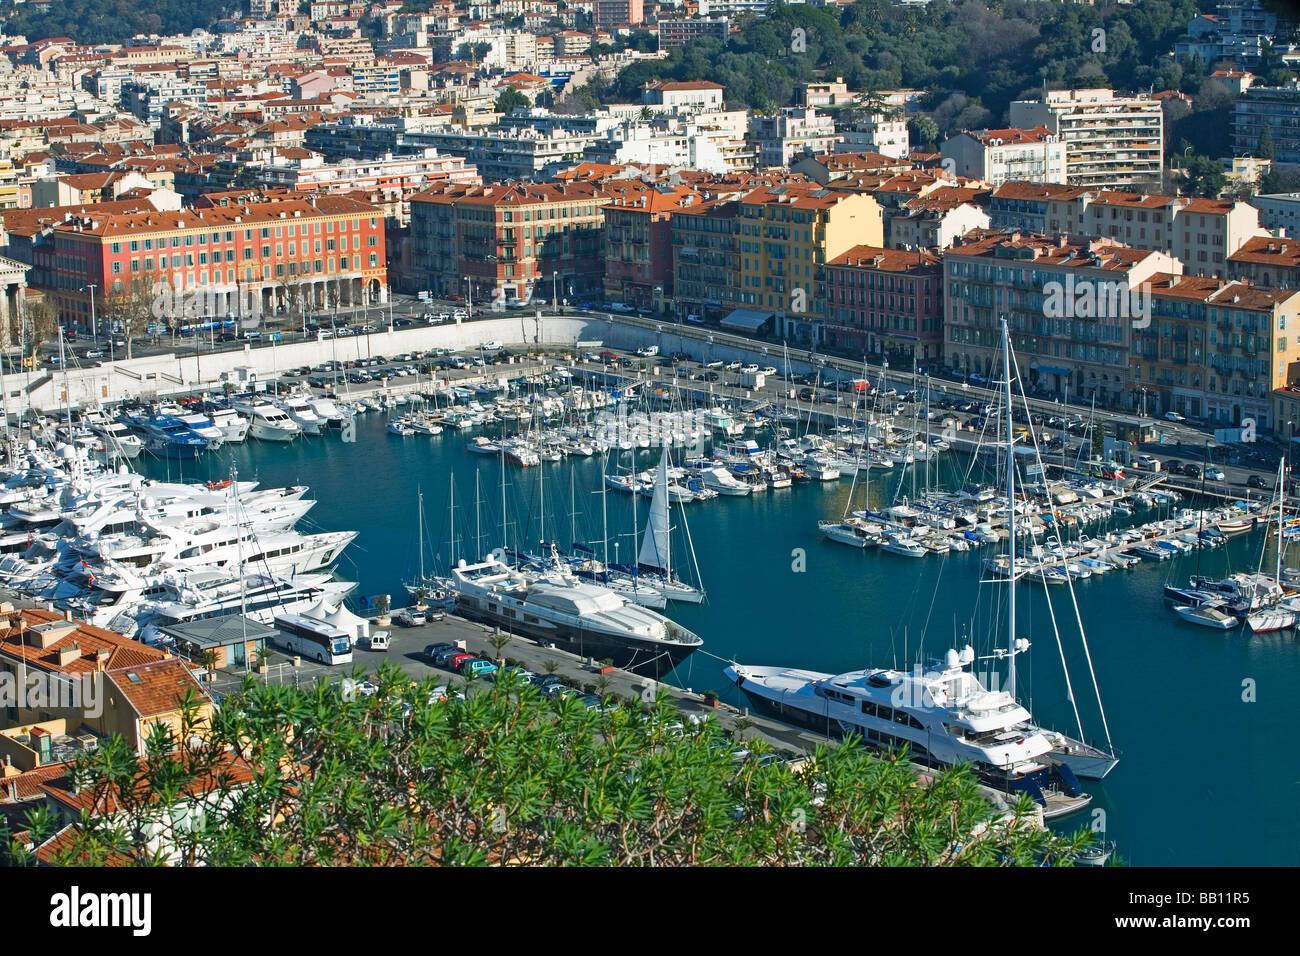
top-left (4, 342), bottom-right (1300, 864)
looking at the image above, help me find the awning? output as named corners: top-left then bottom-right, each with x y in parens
top-left (720, 308), bottom-right (774, 331)
top-left (1031, 364), bottom-right (1071, 377)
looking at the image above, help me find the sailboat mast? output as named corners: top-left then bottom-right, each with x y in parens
top-left (417, 487), bottom-right (424, 580)
top-left (1002, 317), bottom-right (1017, 700)
top-left (1277, 458), bottom-right (1287, 585)
top-left (449, 475), bottom-right (455, 566)
top-left (475, 470), bottom-right (482, 563)
top-left (601, 452), bottom-right (609, 567)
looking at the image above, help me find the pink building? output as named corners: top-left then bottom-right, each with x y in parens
top-left (826, 244), bottom-right (943, 363)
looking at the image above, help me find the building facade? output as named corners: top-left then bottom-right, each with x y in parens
top-left (1009, 89), bottom-right (1163, 190)
top-left (825, 245), bottom-right (943, 363)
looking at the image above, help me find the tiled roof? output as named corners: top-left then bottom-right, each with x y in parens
top-left (828, 244), bottom-right (941, 271)
top-left (991, 181), bottom-right (1093, 202)
top-left (1229, 236), bottom-right (1300, 268)
top-left (0, 608), bottom-right (167, 677)
top-left (106, 659), bottom-right (207, 719)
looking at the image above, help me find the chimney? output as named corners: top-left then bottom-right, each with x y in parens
top-left (95, 647), bottom-right (111, 671)
top-left (57, 642), bottom-right (81, 668)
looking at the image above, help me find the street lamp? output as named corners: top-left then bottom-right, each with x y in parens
top-left (552, 270), bottom-right (558, 311)
top-left (464, 276), bottom-right (472, 313)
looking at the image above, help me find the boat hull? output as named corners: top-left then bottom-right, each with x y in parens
top-left (454, 599), bottom-right (698, 680)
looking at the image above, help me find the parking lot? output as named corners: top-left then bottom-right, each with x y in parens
top-left (204, 610), bottom-right (831, 757)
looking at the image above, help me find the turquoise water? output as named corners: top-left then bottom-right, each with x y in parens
top-left (138, 414), bottom-right (1300, 866)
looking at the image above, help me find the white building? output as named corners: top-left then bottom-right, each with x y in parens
top-left (837, 111), bottom-right (910, 160)
top-left (1010, 88), bottom-right (1164, 190)
top-left (940, 127), bottom-right (1066, 186)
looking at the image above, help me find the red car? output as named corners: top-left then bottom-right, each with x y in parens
top-left (446, 652), bottom-right (477, 671)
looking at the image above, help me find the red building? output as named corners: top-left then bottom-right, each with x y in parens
top-left (34, 192), bottom-right (387, 329)
top-left (602, 181), bottom-right (700, 312)
top-left (825, 244), bottom-right (943, 364)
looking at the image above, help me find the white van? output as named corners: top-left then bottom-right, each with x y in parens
top-left (367, 631), bottom-right (390, 651)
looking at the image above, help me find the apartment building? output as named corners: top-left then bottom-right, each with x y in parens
top-left (671, 197), bottom-right (740, 321)
top-left (748, 107), bottom-right (838, 169)
top-left (257, 149), bottom-right (479, 223)
top-left (1010, 88), bottom-right (1163, 190)
top-left (1134, 272), bottom-right (1300, 428)
top-left (642, 80), bottom-right (725, 111)
top-left (987, 181), bottom-right (1095, 234)
top-left (887, 188), bottom-right (990, 252)
top-left (988, 182), bottom-right (1268, 275)
top-left (593, 0), bottom-right (644, 29)
top-left (1250, 192), bottom-right (1300, 237)
top-left (1234, 81), bottom-right (1300, 165)
top-left (825, 245), bottom-right (943, 361)
top-left (409, 180), bottom-right (607, 304)
top-left (943, 231), bottom-right (1180, 406)
top-left (940, 127), bottom-right (1066, 186)
top-left (1228, 235), bottom-right (1300, 288)
top-left (657, 18), bottom-right (729, 50)
top-left (735, 182), bottom-right (883, 343)
top-left (602, 182), bottom-right (701, 310)
top-left (836, 112), bottom-right (910, 161)
top-left (33, 193), bottom-right (387, 330)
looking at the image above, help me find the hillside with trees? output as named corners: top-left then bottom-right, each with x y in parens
top-left (1, 0), bottom-right (237, 45)
top-left (611, 0), bottom-right (1233, 135)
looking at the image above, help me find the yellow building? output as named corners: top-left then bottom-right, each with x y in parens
top-left (735, 183), bottom-right (883, 344)
top-left (0, 159), bottom-right (19, 210)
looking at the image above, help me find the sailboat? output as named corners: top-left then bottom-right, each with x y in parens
top-left (403, 486), bottom-right (450, 601)
top-left (1247, 459), bottom-right (1296, 632)
top-left (820, 363), bottom-right (884, 548)
top-left (634, 443), bottom-right (705, 603)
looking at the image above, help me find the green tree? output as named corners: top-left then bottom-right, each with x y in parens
top-left (8, 667), bottom-right (1095, 866)
top-left (494, 88), bottom-right (530, 115)
top-left (1257, 125), bottom-right (1275, 161)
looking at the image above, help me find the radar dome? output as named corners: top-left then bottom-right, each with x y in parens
top-left (945, 648), bottom-right (960, 669)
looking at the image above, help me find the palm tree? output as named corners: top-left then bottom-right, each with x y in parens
top-left (542, 658), bottom-right (560, 675)
top-left (594, 674), bottom-right (613, 699)
top-left (488, 631), bottom-right (513, 663)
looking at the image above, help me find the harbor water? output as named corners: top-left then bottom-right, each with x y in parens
top-left (136, 413), bottom-right (1300, 866)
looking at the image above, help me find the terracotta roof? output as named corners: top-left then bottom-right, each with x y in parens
top-left (1229, 236), bottom-right (1300, 269)
top-left (740, 182), bottom-right (858, 211)
top-left (972, 126), bottom-right (1057, 145)
top-left (948, 230), bottom-right (1162, 271)
top-left (40, 752), bottom-right (256, 817)
top-left (991, 181), bottom-right (1094, 202)
top-left (0, 608), bottom-right (167, 677)
top-left (828, 244), bottom-right (941, 271)
top-left (49, 194), bottom-right (381, 239)
top-left (106, 659), bottom-right (207, 719)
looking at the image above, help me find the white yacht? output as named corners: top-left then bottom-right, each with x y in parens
top-left (83, 415), bottom-right (144, 460)
top-left (725, 648), bottom-right (1091, 819)
top-left (235, 399), bottom-right (301, 442)
top-left (207, 408), bottom-right (250, 443)
top-left (450, 548), bottom-right (701, 679)
top-left (279, 394), bottom-right (324, 436)
top-left (307, 395), bottom-right (348, 429)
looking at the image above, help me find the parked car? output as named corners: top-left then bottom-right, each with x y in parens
top-left (482, 340), bottom-right (502, 350)
top-left (1164, 411), bottom-right (1187, 423)
top-left (1134, 455), bottom-right (1161, 471)
top-left (725, 361), bottom-right (742, 371)
top-left (424, 642), bottom-right (457, 662)
top-left (435, 646), bottom-right (469, 667)
top-left (1204, 466), bottom-right (1226, 481)
top-left (1247, 474), bottom-right (1268, 489)
top-left (1182, 463), bottom-right (1201, 478)
top-left (704, 359), bottom-right (723, 369)
top-left (461, 658), bottom-right (499, 678)
top-left (84, 349), bottom-right (104, 359)
top-left (760, 366), bottom-right (777, 376)
top-left (396, 609), bottom-right (427, 627)
top-left (366, 631), bottom-right (390, 651)
top-left (493, 665), bottom-right (536, 684)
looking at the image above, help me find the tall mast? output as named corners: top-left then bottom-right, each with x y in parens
top-left (500, 439), bottom-right (507, 561)
top-left (601, 451), bottom-right (610, 567)
top-left (1002, 317), bottom-right (1017, 700)
top-left (475, 469), bottom-right (482, 563)
top-left (449, 474), bottom-right (455, 566)
top-left (417, 486), bottom-right (424, 580)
